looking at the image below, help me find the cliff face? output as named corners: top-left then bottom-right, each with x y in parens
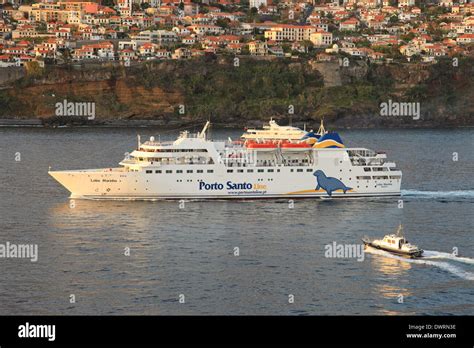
top-left (0, 67), bottom-right (25, 86)
top-left (0, 56), bottom-right (472, 128)
top-left (0, 65), bottom-right (183, 121)
top-left (310, 59), bottom-right (473, 128)
top-left (8, 80), bottom-right (182, 118)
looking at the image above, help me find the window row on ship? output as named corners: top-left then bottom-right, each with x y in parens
top-left (136, 168), bottom-right (401, 180)
top-left (138, 148), bottom-right (209, 153)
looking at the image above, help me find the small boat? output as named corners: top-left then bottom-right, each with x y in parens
top-left (362, 224), bottom-right (423, 258)
top-left (245, 140), bottom-right (278, 151)
top-left (280, 142), bottom-right (312, 151)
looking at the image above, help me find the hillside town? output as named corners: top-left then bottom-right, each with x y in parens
top-left (0, 0), bottom-right (473, 67)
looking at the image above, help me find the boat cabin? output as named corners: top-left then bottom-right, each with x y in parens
top-left (383, 234), bottom-right (408, 249)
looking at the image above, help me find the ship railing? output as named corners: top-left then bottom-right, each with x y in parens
top-left (366, 159), bottom-right (385, 166)
top-left (101, 167), bottom-right (126, 172)
top-left (142, 140), bottom-right (174, 147)
top-left (384, 162), bottom-right (396, 167)
top-left (119, 159), bottom-right (137, 165)
top-left (283, 162), bottom-right (311, 167)
top-left (222, 162), bottom-right (313, 168)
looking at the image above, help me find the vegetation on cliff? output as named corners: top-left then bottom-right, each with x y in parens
top-left (0, 56), bottom-right (472, 127)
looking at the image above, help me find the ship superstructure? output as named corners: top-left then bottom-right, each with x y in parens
top-left (241, 119), bottom-right (309, 141)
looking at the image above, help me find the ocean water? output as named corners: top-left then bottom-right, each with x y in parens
top-left (0, 127), bottom-right (472, 315)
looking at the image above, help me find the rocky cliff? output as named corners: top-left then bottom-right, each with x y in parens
top-left (0, 56), bottom-right (472, 128)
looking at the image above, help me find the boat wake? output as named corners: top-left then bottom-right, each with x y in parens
top-left (365, 247), bottom-right (474, 281)
top-left (423, 250), bottom-right (474, 265)
top-left (401, 189), bottom-right (474, 199)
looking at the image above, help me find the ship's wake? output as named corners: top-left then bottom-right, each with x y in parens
top-left (422, 250), bottom-right (474, 265)
top-left (365, 247), bottom-right (474, 281)
top-left (401, 189), bottom-right (474, 199)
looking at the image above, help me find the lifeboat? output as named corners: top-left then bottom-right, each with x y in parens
top-left (280, 142), bottom-right (312, 152)
top-left (245, 140), bottom-right (278, 151)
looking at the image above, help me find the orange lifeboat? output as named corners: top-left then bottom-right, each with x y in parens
top-left (280, 142), bottom-right (312, 151)
top-left (245, 140), bottom-right (278, 151)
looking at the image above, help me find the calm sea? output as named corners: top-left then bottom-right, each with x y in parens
top-left (0, 127), bottom-right (473, 315)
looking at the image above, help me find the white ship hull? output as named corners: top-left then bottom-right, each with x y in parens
top-left (49, 149), bottom-right (401, 200)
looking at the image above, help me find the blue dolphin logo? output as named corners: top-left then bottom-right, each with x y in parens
top-left (313, 170), bottom-right (352, 197)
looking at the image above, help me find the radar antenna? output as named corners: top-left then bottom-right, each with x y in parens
top-left (316, 119), bottom-right (326, 137)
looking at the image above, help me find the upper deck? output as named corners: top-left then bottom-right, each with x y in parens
top-left (117, 121), bottom-right (400, 175)
top-left (241, 119), bottom-right (308, 140)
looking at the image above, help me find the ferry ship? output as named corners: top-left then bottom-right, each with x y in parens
top-left (49, 120), bottom-right (402, 200)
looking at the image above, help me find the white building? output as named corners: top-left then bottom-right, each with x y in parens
top-left (398, 0), bottom-right (415, 7)
top-left (133, 30), bottom-right (178, 45)
top-left (250, 0), bottom-right (267, 9)
top-left (264, 25), bottom-right (317, 42)
top-left (310, 31), bottom-right (333, 47)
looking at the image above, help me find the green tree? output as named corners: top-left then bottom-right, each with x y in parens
top-left (102, 0), bottom-right (115, 7)
top-left (36, 22), bottom-right (47, 33)
top-left (216, 18), bottom-right (230, 29)
top-left (132, 3), bottom-right (140, 12)
top-left (389, 15), bottom-right (399, 24)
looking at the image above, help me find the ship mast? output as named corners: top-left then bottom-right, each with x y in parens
top-left (316, 119), bottom-right (326, 137)
top-left (199, 121), bottom-right (211, 139)
top-left (396, 223), bottom-right (403, 237)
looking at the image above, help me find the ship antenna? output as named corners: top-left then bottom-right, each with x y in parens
top-left (208, 118), bottom-right (212, 140)
top-left (137, 134), bottom-right (141, 149)
top-left (396, 223), bottom-right (403, 237)
top-left (317, 118), bottom-right (326, 136)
